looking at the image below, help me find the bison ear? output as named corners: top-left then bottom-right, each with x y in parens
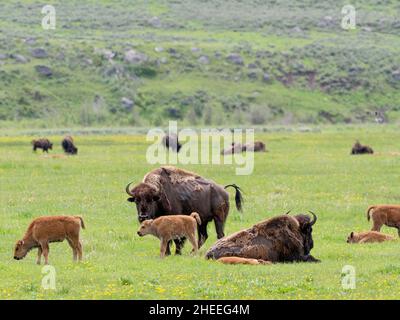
top-left (350, 232), bottom-right (354, 238)
top-left (127, 197), bottom-right (135, 203)
top-left (153, 195), bottom-right (160, 202)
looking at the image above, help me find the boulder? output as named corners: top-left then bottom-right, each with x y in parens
top-left (124, 49), bottom-right (148, 64)
top-left (198, 55), bottom-right (210, 64)
top-left (35, 65), bottom-right (53, 77)
top-left (226, 53), bottom-right (244, 65)
top-left (31, 48), bottom-right (48, 58)
top-left (121, 97), bottom-right (134, 110)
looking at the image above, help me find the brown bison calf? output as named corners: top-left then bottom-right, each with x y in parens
top-left (347, 231), bottom-right (395, 243)
top-left (137, 212), bottom-right (201, 258)
top-left (14, 216), bottom-right (85, 265)
top-left (367, 205), bottom-right (400, 236)
top-left (217, 257), bottom-right (272, 265)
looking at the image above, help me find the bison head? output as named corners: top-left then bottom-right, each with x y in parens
top-left (294, 211), bottom-right (317, 255)
top-left (13, 240), bottom-right (29, 260)
top-left (126, 182), bottom-right (171, 222)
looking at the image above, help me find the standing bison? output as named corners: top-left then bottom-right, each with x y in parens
top-left (62, 136), bottom-right (78, 155)
top-left (205, 212), bottom-right (320, 263)
top-left (351, 140), bottom-right (373, 155)
top-left (32, 138), bottom-right (53, 153)
top-left (162, 134), bottom-right (182, 153)
top-left (125, 166), bottom-right (243, 253)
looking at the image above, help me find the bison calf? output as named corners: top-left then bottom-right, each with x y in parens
top-left (367, 205), bottom-right (400, 236)
top-left (14, 216), bottom-right (85, 265)
top-left (32, 138), bottom-right (53, 153)
top-left (347, 231), bottom-right (395, 243)
top-left (137, 212), bottom-right (201, 258)
top-left (217, 257), bottom-right (271, 265)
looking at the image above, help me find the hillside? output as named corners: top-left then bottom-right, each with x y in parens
top-left (1, 0), bottom-right (400, 128)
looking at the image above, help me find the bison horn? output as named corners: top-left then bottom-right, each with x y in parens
top-left (284, 210), bottom-right (292, 215)
top-left (125, 181), bottom-right (135, 196)
top-left (308, 211), bottom-right (317, 226)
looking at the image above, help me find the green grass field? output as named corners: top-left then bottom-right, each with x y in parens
top-left (1, 125), bottom-right (400, 299)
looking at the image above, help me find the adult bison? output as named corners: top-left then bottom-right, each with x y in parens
top-left (62, 136), bottom-right (78, 155)
top-left (205, 212), bottom-right (320, 263)
top-left (162, 134), bottom-right (182, 153)
top-left (125, 166), bottom-right (243, 253)
top-left (351, 140), bottom-right (373, 155)
top-left (32, 138), bottom-right (53, 153)
top-left (243, 141), bottom-right (267, 152)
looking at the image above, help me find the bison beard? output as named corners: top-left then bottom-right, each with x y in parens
top-left (205, 212), bottom-right (320, 263)
top-left (125, 166), bottom-right (243, 255)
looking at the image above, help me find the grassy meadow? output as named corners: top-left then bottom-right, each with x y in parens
top-left (1, 125), bottom-right (400, 299)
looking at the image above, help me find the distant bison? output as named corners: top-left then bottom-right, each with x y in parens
top-left (162, 134), bottom-right (182, 153)
top-left (221, 142), bottom-right (243, 155)
top-left (347, 231), bottom-right (395, 243)
top-left (32, 138), bottom-right (53, 153)
top-left (206, 212), bottom-right (320, 263)
top-left (351, 140), bottom-right (373, 155)
top-left (243, 141), bottom-right (267, 152)
top-left (125, 166), bottom-right (243, 253)
top-left (62, 136), bottom-right (78, 155)
top-left (367, 205), bottom-right (400, 236)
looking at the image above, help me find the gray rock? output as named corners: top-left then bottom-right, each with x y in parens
top-left (31, 48), bottom-right (48, 58)
top-left (392, 69), bottom-right (400, 81)
top-left (11, 54), bottom-right (28, 63)
top-left (148, 16), bottom-right (162, 28)
top-left (191, 47), bottom-right (201, 53)
top-left (158, 57), bottom-right (168, 64)
top-left (95, 48), bottom-right (116, 60)
top-left (35, 65), bottom-right (52, 77)
top-left (248, 72), bottom-right (258, 80)
top-left (154, 47), bottom-right (164, 53)
top-left (198, 55), bottom-right (210, 64)
top-left (24, 37), bottom-right (36, 45)
top-left (263, 73), bottom-right (271, 82)
top-left (0, 53), bottom-right (8, 60)
top-left (248, 63), bottom-right (257, 69)
top-left (226, 53), bottom-right (244, 65)
top-left (121, 97), bottom-right (134, 110)
top-left (124, 50), bottom-right (148, 64)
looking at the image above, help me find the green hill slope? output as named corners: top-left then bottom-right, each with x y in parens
top-left (1, 0), bottom-right (400, 128)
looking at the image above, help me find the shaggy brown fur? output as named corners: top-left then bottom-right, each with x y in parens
top-left (162, 134), bottom-right (182, 153)
top-left (351, 140), bottom-right (374, 155)
top-left (126, 166), bottom-right (243, 253)
top-left (347, 231), bottom-right (395, 243)
top-left (62, 136), bottom-right (78, 155)
top-left (243, 141), bottom-right (267, 152)
top-left (206, 213), bottom-right (320, 263)
top-left (137, 212), bottom-right (201, 258)
top-left (32, 138), bottom-right (53, 153)
top-left (217, 256), bottom-right (272, 265)
top-left (367, 205), bottom-right (400, 236)
top-left (14, 216), bottom-right (85, 265)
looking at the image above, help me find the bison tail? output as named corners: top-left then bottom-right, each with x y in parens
top-left (367, 206), bottom-right (376, 221)
top-left (224, 184), bottom-right (243, 213)
top-left (75, 216), bottom-right (86, 229)
top-left (190, 212), bottom-right (202, 225)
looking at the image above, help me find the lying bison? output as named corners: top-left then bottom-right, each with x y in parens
top-left (125, 166), bottom-right (243, 253)
top-left (32, 138), bottom-right (53, 153)
top-left (162, 134), bottom-right (182, 153)
top-left (205, 212), bottom-right (320, 263)
top-left (62, 136), bottom-right (78, 155)
top-left (243, 141), bottom-right (267, 152)
top-left (351, 140), bottom-right (373, 155)
top-left (221, 142), bottom-right (243, 155)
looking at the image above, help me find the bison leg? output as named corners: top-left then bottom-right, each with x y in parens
top-left (40, 242), bottom-right (50, 265)
top-left (36, 247), bottom-right (42, 265)
top-left (187, 234), bottom-right (198, 255)
top-left (77, 241), bottom-right (83, 261)
top-left (213, 216), bottom-right (225, 239)
top-left (301, 255), bottom-right (320, 263)
top-left (371, 220), bottom-right (382, 232)
top-left (160, 239), bottom-right (169, 259)
top-left (66, 238), bottom-right (78, 261)
top-left (174, 238), bottom-right (186, 255)
top-left (198, 223), bottom-right (209, 249)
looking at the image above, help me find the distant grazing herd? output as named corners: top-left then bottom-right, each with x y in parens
top-left (12, 134), bottom-right (399, 265)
